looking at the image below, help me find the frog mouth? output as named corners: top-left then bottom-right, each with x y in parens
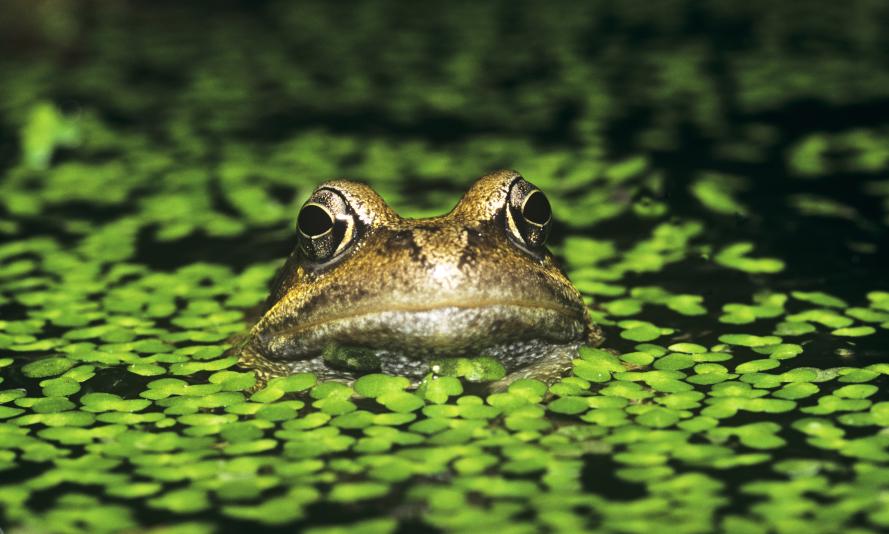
top-left (255, 300), bottom-right (590, 359)
top-left (267, 299), bottom-right (584, 336)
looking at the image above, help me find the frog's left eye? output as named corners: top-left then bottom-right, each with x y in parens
top-left (505, 178), bottom-right (552, 249)
top-left (297, 189), bottom-right (357, 262)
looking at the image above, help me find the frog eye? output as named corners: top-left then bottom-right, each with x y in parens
top-left (296, 189), bottom-right (357, 262)
top-left (297, 204), bottom-right (334, 238)
top-left (521, 190), bottom-right (552, 227)
top-left (505, 178), bottom-right (552, 249)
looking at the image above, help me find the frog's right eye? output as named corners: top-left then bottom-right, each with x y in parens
top-left (504, 177), bottom-right (552, 252)
top-left (296, 189), bottom-right (357, 262)
top-left (297, 204), bottom-right (334, 238)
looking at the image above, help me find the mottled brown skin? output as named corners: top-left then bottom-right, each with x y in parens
top-left (238, 170), bottom-right (602, 385)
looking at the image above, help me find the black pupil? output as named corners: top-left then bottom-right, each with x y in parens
top-left (298, 204), bottom-right (334, 236)
top-left (522, 191), bottom-right (551, 225)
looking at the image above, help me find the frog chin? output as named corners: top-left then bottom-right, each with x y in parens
top-left (256, 303), bottom-right (590, 363)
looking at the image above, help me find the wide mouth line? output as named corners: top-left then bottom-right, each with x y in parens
top-left (262, 299), bottom-right (582, 339)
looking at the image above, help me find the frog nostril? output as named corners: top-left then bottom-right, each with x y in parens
top-left (298, 204), bottom-right (334, 237)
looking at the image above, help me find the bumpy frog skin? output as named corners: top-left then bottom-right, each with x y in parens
top-left (239, 170), bottom-right (602, 384)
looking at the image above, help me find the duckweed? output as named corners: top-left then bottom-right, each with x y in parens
top-left (21, 357), bottom-right (75, 378)
top-left (715, 243), bottom-right (785, 274)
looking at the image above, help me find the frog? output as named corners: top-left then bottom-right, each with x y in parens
top-left (237, 169), bottom-right (602, 387)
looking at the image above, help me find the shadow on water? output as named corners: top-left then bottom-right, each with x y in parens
top-left (132, 226), bottom-right (294, 271)
top-left (580, 453), bottom-right (647, 500)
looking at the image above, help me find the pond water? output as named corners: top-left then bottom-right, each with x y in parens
top-left (1, 1), bottom-right (888, 533)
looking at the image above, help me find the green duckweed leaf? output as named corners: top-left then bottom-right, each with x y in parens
top-left (786, 309), bottom-right (854, 328)
top-left (773, 382), bottom-right (819, 400)
top-left (40, 377), bottom-right (81, 397)
top-left (209, 370), bottom-right (257, 391)
top-left (81, 393), bottom-right (150, 412)
top-left (753, 343), bottom-right (803, 360)
top-left (636, 407), bottom-right (681, 428)
top-left (107, 482), bottom-right (163, 499)
top-left (127, 363), bottom-right (166, 376)
top-left (653, 353), bottom-right (695, 370)
top-left (791, 291), bottom-right (847, 308)
top-left (871, 403), bottom-right (889, 425)
top-left (378, 391), bottom-right (425, 413)
top-left (21, 357), bottom-right (74, 378)
top-left (573, 348), bottom-right (623, 382)
top-left (255, 403), bottom-right (299, 421)
top-left (668, 343), bottom-right (707, 354)
top-left (0, 405), bottom-right (26, 419)
top-left (418, 376), bottom-right (463, 404)
top-left (27, 396), bottom-right (76, 413)
top-left (149, 488), bottom-right (210, 513)
top-left (718, 334), bottom-right (782, 347)
top-left (691, 173), bottom-right (749, 215)
top-left (223, 493), bottom-right (315, 525)
top-left (715, 242), bottom-right (785, 273)
top-left (270, 372), bottom-right (317, 393)
top-left (621, 351), bottom-right (655, 366)
top-left (548, 396), bottom-right (589, 415)
top-left (831, 326), bottom-right (876, 337)
top-left (328, 482), bottom-right (390, 502)
top-left (619, 322), bottom-right (669, 342)
top-left (354, 374), bottom-right (410, 398)
top-left (838, 369), bottom-right (879, 383)
top-left (636, 344), bottom-right (668, 357)
top-left (773, 321), bottom-right (816, 336)
top-left (508, 379), bottom-right (548, 403)
top-left (603, 298), bottom-right (643, 317)
top-left (846, 307), bottom-right (889, 323)
top-left (735, 359), bottom-right (780, 374)
top-left (833, 384), bottom-right (878, 399)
